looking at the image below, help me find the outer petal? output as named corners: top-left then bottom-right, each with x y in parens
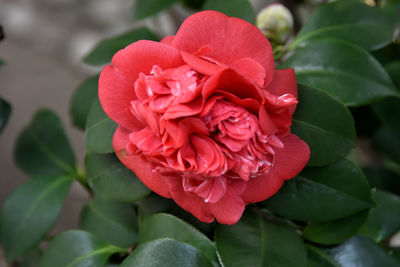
top-left (113, 126), bottom-right (171, 198)
top-left (99, 66), bottom-right (143, 131)
top-left (241, 134), bottom-right (310, 203)
top-left (209, 179), bottom-right (246, 225)
top-left (171, 11), bottom-right (274, 87)
top-left (164, 176), bottom-right (214, 223)
top-left (111, 40), bottom-right (184, 84)
top-left (99, 40), bottom-right (184, 131)
top-left (161, 35), bottom-right (175, 45)
top-left (265, 69), bottom-right (297, 115)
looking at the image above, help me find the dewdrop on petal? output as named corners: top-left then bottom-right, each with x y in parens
top-left (256, 3), bottom-right (293, 44)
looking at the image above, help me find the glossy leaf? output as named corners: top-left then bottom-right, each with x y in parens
top-left (326, 235), bottom-right (400, 267)
top-left (70, 75), bottom-right (99, 130)
top-left (202, 0), bottom-right (255, 24)
top-left (307, 245), bottom-right (340, 267)
top-left (281, 39), bottom-right (399, 106)
top-left (373, 125), bottom-right (400, 164)
top-left (84, 28), bottom-right (158, 65)
top-left (0, 175), bottom-right (73, 263)
top-left (120, 238), bottom-right (213, 267)
top-left (292, 0), bottom-right (394, 51)
top-left (80, 198), bottom-right (138, 248)
top-left (0, 97), bottom-right (11, 134)
top-left (292, 85), bottom-right (356, 166)
top-left (39, 230), bottom-right (126, 267)
top-left (303, 210), bottom-right (368, 245)
top-left (385, 61), bottom-right (400, 88)
top-left (85, 97), bottom-right (117, 154)
top-left (140, 213), bottom-right (217, 264)
top-left (138, 193), bottom-right (175, 222)
top-left (215, 210), bottom-right (307, 267)
top-left (359, 190), bottom-right (400, 242)
top-left (133, 0), bottom-right (177, 20)
top-left (85, 152), bottom-right (150, 202)
top-left (264, 159), bottom-right (374, 222)
top-left (372, 60), bottom-right (400, 132)
top-left (14, 110), bottom-right (76, 176)
top-left (380, 0), bottom-right (400, 25)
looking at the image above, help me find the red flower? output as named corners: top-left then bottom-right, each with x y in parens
top-left (99, 11), bottom-right (310, 224)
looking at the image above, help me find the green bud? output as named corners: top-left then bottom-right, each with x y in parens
top-left (256, 3), bottom-right (293, 44)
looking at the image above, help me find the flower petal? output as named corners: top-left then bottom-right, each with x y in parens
top-left (111, 40), bottom-right (184, 84)
top-left (265, 69), bottom-right (297, 114)
top-left (161, 35), bottom-right (175, 45)
top-left (99, 65), bottom-right (144, 131)
top-left (241, 134), bottom-right (310, 203)
top-left (202, 68), bottom-right (264, 105)
top-left (113, 126), bottom-right (171, 198)
top-left (230, 57), bottom-right (266, 87)
top-left (172, 11), bottom-right (274, 87)
top-left (209, 183), bottom-right (246, 225)
top-left (164, 176), bottom-right (215, 223)
top-left (99, 41), bottom-right (184, 130)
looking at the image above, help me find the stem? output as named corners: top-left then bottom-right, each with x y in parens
top-left (74, 165), bottom-right (94, 197)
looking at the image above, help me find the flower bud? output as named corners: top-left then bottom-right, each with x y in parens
top-left (256, 3), bottom-right (293, 44)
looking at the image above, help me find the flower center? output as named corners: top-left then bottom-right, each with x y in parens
top-left (202, 100), bottom-right (282, 181)
top-left (133, 65), bottom-right (202, 113)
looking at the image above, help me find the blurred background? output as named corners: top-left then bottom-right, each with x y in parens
top-left (0, 0), bottom-right (295, 264)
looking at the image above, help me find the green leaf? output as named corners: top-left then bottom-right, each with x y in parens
top-left (39, 230), bottom-right (126, 267)
top-left (85, 152), bottom-right (150, 202)
top-left (281, 39), bottom-right (399, 106)
top-left (326, 235), bottom-right (400, 267)
top-left (138, 193), bottom-right (175, 222)
top-left (0, 59), bottom-right (4, 66)
top-left (19, 248), bottom-right (42, 267)
top-left (292, 85), bottom-right (356, 166)
top-left (373, 97), bottom-right (400, 133)
top-left (380, 0), bottom-right (400, 26)
top-left (0, 175), bottom-right (73, 263)
top-left (303, 210), bottom-right (369, 245)
top-left (140, 213), bottom-right (217, 264)
top-left (372, 43), bottom-right (400, 66)
top-left (292, 0), bottom-right (394, 51)
top-left (120, 238), bottom-right (213, 267)
top-left (85, 97), bottom-right (117, 154)
top-left (373, 125), bottom-right (400, 164)
top-left (80, 198), bottom-right (138, 248)
top-left (264, 159), bottom-right (374, 222)
top-left (0, 97), bottom-right (11, 134)
top-left (307, 245), bottom-right (340, 267)
top-left (359, 190), bottom-right (400, 242)
top-left (84, 28), bottom-right (158, 65)
top-left (215, 210), bottom-right (307, 267)
top-left (70, 75), bottom-right (99, 130)
top-left (202, 0), bottom-right (255, 24)
top-left (364, 167), bottom-right (400, 195)
top-left (14, 110), bottom-right (76, 176)
top-left (133, 0), bottom-right (177, 20)
top-left (385, 61), bottom-right (400, 89)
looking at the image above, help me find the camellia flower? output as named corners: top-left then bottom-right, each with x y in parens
top-left (99, 11), bottom-right (310, 224)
